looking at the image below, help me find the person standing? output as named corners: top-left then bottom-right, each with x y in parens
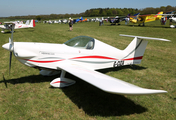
top-left (99, 19), bottom-right (102, 26)
top-left (69, 19), bottom-right (73, 31)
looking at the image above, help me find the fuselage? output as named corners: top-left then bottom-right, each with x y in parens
top-left (2, 39), bottom-right (129, 71)
top-left (3, 35), bottom-right (147, 71)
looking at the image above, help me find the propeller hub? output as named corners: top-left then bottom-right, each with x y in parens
top-left (2, 43), bottom-right (13, 52)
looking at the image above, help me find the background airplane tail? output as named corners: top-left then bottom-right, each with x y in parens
top-left (29, 19), bottom-right (36, 27)
top-left (155, 11), bottom-right (163, 20)
top-left (120, 34), bottom-right (170, 65)
top-left (133, 13), bottom-right (140, 20)
top-left (25, 20), bottom-right (30, 25)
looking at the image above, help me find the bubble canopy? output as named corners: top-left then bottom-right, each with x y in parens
top-left (64, 36), bottom-right (94, 49)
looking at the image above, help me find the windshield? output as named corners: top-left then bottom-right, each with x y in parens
top-left (64, 36), bottom-right (94, 49)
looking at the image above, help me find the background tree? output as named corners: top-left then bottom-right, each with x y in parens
top-left (36, 15), bottom-right (41, 21)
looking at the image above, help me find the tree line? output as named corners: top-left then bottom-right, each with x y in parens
top-left (85, 5), bottom-right (176, 16)
top-left (1, 5), bottom-right (176, 20)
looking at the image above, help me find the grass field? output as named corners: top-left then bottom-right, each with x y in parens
top-left (0, 20), bottom-right (176, 120)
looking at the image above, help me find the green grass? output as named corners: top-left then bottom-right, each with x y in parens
top-left (0, 20), bottom-right (176, 120)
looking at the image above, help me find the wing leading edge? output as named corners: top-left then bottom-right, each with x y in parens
top-left (57, 62), bottom-right (167, 95)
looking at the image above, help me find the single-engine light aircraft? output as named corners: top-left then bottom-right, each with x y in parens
top-left (109, 16), bottom-right (125, 25)
top-left (130, 11), bottom-right (163, 26)
top-left (158, 13), bottom-right (176, 28)
top-left (109, 13), bottom-right (140, 25)
top-left (2, 24), bottom-right (169, 95)
top-left (0, 19), bottom-right (35, 33)
top-left (169, 15), bottom-right (176, 28)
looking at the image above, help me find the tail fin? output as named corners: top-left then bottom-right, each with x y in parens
top-left (154, 11), bottom-right (163, 19)
top-left (25, 20), bottom-right (30, 25)
top-left (120, 34), bottom-right (170, 65)
top-left (134, 13), bottom-right (140, 19)
top-left (157, 11), bottom-right (163, 15)
top-left (29, 19), bottom-right (35, 27)
top-left (133, 13), bottom-right (140, 16)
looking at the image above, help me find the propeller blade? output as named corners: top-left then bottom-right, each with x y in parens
top-left (9, 52), bottom-right (12, 75)
top-left (9, 37), bottom-right (11, 43)
top-left (8, 23), bottom-right (15, 75)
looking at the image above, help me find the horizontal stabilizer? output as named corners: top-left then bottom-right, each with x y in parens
top-left (120, 34), bottom-right (170, 42)
top-left (57, 62), bottom-right (167, 95)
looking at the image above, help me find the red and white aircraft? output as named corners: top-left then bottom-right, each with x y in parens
top-left (2, 24), bottom-right (169, 95)
top-left (0, 19), bottom-right (35, 33)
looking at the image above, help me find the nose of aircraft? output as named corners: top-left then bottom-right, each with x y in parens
top-left (2, 43), bottom-right (13, 51)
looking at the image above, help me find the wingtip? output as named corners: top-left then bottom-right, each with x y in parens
top-left (105, 88), bottom-right (168, 95)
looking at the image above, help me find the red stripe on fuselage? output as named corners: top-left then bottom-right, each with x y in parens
top-left (123, 56), bottom-right (143, 61)
top-left (24, 56), bottom-right (142, 63)
top-left (70, 55), bottom-right (118, 60)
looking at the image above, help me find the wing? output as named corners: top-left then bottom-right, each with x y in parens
top-left (57, 62), bottom-right (167, 95)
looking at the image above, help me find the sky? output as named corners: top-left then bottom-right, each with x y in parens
top-left (0, 0), bottom-right (175, 17)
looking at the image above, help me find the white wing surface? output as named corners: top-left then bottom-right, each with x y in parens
top-left (57, 62), bottom-right (167, 95)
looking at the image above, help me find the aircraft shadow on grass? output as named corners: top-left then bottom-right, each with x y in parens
top-left (1, 65), bottom-right (147, 116)
top-left (1, 65), bottom-right (146, 86)
top-left (1, 73), bottom-right (58, 86)
top-left (60, 65), bottom-right (147, 116)
top-left (97, 64), bottom-right (146, 74)
top-left (60, 76), bottom-right (147, 116)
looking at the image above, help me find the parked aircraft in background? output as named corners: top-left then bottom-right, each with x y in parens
top-left (75, 17), bottom-right (83, 22)
top-left (62, 19), bottom-right (68, 24)
top-left (0, 19), bottom-right (35, 33)
top-left (79, 18), bottom-right (87, 22)
top-left (74, 17), bottom-right (88, 23)
top-left (2, 24), bottom-right (169, 95)
top-left (158, 11), bottom-right (176, 28)
top-left (108, 13), bottom-right (140, 25)
top-left (130, 11), bottom-right (163, 26)
top-left (108, 16), bottom-right (126, 25)
top-left (169, 15), bottom-right (176, 28)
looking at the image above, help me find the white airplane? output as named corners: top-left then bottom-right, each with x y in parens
top-left (0, 19), bottom-right (35, 33)
top-left (169, 16), bottom-right (176, 28)
top-left (62, 19), bottom-right (68, 24)
top-left (2, 24), bottom-right (169, 95)
top-left (159, 14), bottom-right (176, 28)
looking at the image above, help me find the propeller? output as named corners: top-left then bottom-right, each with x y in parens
top-left (8, 24), bottom-right (15, 75)
top-left (9, 49), bottom-right (12, 75)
